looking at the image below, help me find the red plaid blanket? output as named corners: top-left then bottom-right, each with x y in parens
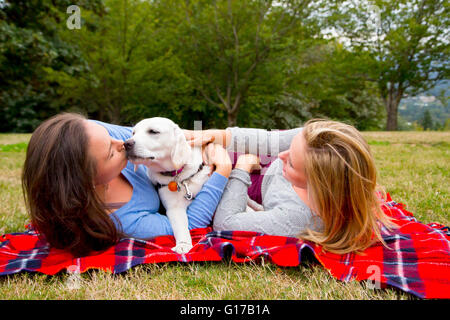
top-left (0, 195), bottom-right (449, 299)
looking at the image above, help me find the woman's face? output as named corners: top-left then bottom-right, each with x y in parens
top-left (278, 131), bottom-right (308, 189)
top-left (84, 121), bottom-right (127, 186)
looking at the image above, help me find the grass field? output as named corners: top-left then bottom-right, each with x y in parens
top-left (0, 131), bottom-right (448, 300)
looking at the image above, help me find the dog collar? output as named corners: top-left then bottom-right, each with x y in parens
top-left (160, 165), bottom-right (185, 177)
top-left (155, 162), bottom-right (206, 200)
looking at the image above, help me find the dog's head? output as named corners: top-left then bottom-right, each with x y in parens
top-left (125, 117), bottom-right (191, 171)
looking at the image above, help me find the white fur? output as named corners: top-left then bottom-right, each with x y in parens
top-left (126, 117), bottom-right (211, 254)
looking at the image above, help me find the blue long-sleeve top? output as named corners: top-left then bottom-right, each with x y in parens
top-left (91, 120), bottom-right (229, 239)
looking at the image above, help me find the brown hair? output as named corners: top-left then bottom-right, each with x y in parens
top-left (299, 119), bottom-right (396, 254)
top-left (22, 113), bottom-right (121, 257)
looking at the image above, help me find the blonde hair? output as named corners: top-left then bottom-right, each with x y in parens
top-left (299, 119), bottom-right (396, 254)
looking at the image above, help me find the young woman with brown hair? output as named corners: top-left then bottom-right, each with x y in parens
top-left (22, 113), bottom-right (232, 257)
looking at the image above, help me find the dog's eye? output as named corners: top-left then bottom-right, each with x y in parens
top-left (148, 129), bottom-right (159, 134)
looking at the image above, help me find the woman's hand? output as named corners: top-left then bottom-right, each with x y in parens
top-left (235, 154), bottom-right (261, 173)
top-left (183, 129), bottom-right (215, 147)
top-left (202, 143), bottom-right (232, 178)
top-left (183, 129), bottom-right (230, 148)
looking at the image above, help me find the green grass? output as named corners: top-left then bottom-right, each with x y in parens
top-left (0, 142), bottom-right (28, 153)
top-left (0, 131), bottom-right (448, 300)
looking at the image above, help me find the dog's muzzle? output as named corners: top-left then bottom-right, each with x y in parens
top-left (124, 139), bottom-right (135, 151)
top-left (124, 139), bottom-right (156, 162)
top-left (124, 139), bottom-right (137, 160)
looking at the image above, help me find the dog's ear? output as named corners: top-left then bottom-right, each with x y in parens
top-left (171, 127), bottom-right (191, 170)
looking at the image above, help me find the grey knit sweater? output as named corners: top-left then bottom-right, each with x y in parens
top-left (213, 127), bottom-right (323, 237)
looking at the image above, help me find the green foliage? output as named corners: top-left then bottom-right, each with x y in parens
top-left (0, 0), bottom-right (448, 131)
top-left (421, 109), bottom-right (434, 130)
top-left (47, 0), bottom-right (214, 128)
top-left (293, 42), bottom-right (386, 130)
top-left (326, 0), bottom-right (450, 130)
top-left (0, 0), bottom-right (104, 132)
top-left (154, 0), bottom-right (324, 127)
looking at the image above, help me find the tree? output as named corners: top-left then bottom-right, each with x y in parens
top-left (444, 118), bottom-right (450, 131)
top-left (50, 0), bottom-right (207, 127)
top-left (49, 0), bottom-right (156, 124)
top-left (157, 0), bottom-right (323, 127)
top-left (329, 0), bottom-right (450, 130)
top-left (0, 0), bottom-right (104, 132)
top-left (291, 41), bottom-right (386, 130)
top-left (421, 109), bottom-right (433, 130)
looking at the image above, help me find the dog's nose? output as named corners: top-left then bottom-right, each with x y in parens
top-left (124, 139), bottom-right (135, 151)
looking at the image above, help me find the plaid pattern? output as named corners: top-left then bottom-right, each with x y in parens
top-left (0, 194), bottom-right (448, 299)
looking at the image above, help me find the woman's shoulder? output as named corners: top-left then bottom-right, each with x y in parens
top-left (89, 119), bottom-right (132, 141)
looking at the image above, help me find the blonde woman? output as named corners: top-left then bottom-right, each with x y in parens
top-left (185, 119), bottom-right (395, 254)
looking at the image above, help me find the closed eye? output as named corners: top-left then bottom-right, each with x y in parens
top-left (148, 129), bottom-right (159, 134)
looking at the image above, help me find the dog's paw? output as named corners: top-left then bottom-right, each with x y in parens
top-left (172, 242), bottom-right (193, 254)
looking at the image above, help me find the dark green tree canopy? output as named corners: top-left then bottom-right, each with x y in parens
top-left (1, 0), bottom-right (448, 132)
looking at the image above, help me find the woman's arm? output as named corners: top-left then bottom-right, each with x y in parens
top-left (184, 129), bottom-right (231, 148)
top-left (89, 120), bottom-right (133, 141)
top-left (213, 168), bottom-right (319, 237)
top-left (185, 143), bottom-right (232, 228)
top-left (120, 171), bottom-right (229, 239)
top-left (225, 127), bottom-right (301, 156)
top-left (185, 127), bottom-right (302, 157)
top-left (185, 172), bottom-right (228, 229)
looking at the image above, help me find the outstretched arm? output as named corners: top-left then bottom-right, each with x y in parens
top-left (184, 127), bottom-right (302, 157)
top-left (213, 168), bottom-right (316, 237)
top-left (121, 171), bottom-right (229, 240)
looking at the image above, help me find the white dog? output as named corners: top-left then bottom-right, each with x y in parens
top-left (124, 117), bottom-right (212, 254)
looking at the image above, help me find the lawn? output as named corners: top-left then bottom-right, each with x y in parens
top-left (0, 131), bottom-right (448, 300)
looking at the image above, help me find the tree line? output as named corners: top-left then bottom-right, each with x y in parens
top-left (0, 0), bottom-right (448, 132)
